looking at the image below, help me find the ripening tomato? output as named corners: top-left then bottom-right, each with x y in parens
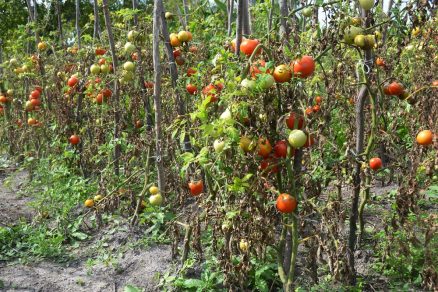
top-left (98, 58), bottom-right (106, 65)
top-left (432, 80), bottom-right (438, 86)
top-left (170, 33), bottom-right (181, 47)
top-left (257, 138), bottom-right (272, 158)
top-left (416, 130), bottom-right (433, 146)
top-left (69, 134), bottom-right (80, 145)
top-left (312, 105), bottom-right (321, 112)
top-left (101, 88), bottom-right (112, 98)
top-left (175, 56), bottom-right (185, 66)
top-left (135, 120), bottom-right (143, 129)
top-left (188, 180), bottom-right (203, 196)
top-left (240, 39), bottom-right (260, 56)
top-left (0, 95), bottom-right (9, 103)
top-left (34, 86), bottom-right (43, 93)
top-left (186, 84), bottom-right (197, 95)
top-left (30, 98), bottom-right (41, 107)
top-left (315, 96), bottom-right (322, 104)
top-left (305, 107), bottom-right (313, 116)
top-left (274, 140), bottom-right (288, 158)
top-left (369, 157), bottom-right (382, 170)
top-left (376, 57), bottom-right (385, 67)
top-left (28, 118), bottom-right (37, 125)
top-left (388, 82), bottom-right (404, 96)
top-left (273, 64), bottom-right (292, 83)
top-left (144, 81), bottom-right (154, 89)
top-left (276, 193), bottom-right (297, 213)
top-left (292, 55), bottom-right (315, 78)
top-left (187, 67), bottom-right (196, 77)
top-left (286, 113), bottom-right (304, 129)
top-left (67, 76), bottom-right (79, 87)
top-left (189, 45), bottom-right (198, 53)
top-left (95, 94), bottom-right (103, 104)
top-left (250, 60), bottom-right (270, 78)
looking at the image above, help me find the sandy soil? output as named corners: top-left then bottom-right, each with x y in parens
top-left (0, 170), bottom-right (172, 292)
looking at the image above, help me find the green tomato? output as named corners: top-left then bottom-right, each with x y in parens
top-left (344, 26), bottom-right (364, 44)
top-left (213, 139), bottom-right (225, 153)
top-left (90, 64), bottom-right (101, 75)
top-left (288, 130), bottom-right (307, 148)
top-left (359, 0), bottom-right (374, 10)
top-left (123, 61), bottom-right (135, 71)
top-left (124, 42), bottom-right (136, 55)
top-left (149, 194), bottom-right (163, 206)
top-left (259, 74), bottom-right (275, 90)
top-left (127, 30), bottom-right (139, 42)
top-left (302, 7), bottom-right (313, 17)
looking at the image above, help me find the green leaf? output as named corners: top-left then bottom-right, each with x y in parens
top-left (123, 285), bottom-right (143, 292)
top-left (213, 0), bottom-right (227, 14)
top-left (425, 185), bottom-right (438, 198)
top-left (182, 278), bottom-right (204, 288)
top-left (71, 232), bottom-right (88, 240)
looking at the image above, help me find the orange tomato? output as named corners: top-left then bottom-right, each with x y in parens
top-left (257, 138), bottom-right (272, 158)
top-left (240, 39), bottom-right (260, 56)
top-left (387, 82), bottom-right (404, 96)
top-left (276, 194), bottom-right (297, 213)
top-left (188, 180), bottom-right (203, 196)
top-left (416, 130), bottom-right (433, 146)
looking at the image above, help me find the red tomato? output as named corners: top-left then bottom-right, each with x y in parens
top-left (286, 113), bottom-right (304, 130)
top-left (202, 84), bottom-right (219, 102)
top-left (274, 140), bottom-right (288, 158)
top-left (260, 157), bottom-right (279, 174)
top-left (276, 194), bottom-right (297, 213)
top-left (67, 76), bottom-right (79, 87)
top-left (186, 84), bottom-right (197, 95)
top-left (69, 134), bottom-right (80, 145)
top-left (173, 49), bottom-right (181, 58)
top-left (188, 180), bottom-right (203, 196)
top-left (240, 39), bottom-right (260, 56)
top-left (292, 55), bottom-right (315, 78)
top-left (369, 157), bottom-right (382, 170)
top-left (95, 48), bottom-right (106, 55)
top-left (304, 134), bottom-right (315, 147)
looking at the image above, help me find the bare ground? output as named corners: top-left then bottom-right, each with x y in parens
top-left (0, 170), bottom-right (172, 292)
